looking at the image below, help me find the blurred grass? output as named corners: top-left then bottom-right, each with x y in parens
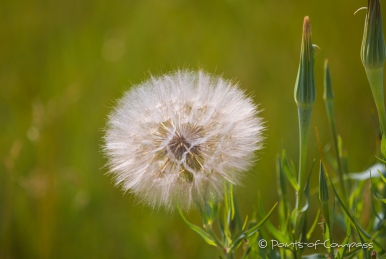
top-left (0, 0), bottom-right (382, 258)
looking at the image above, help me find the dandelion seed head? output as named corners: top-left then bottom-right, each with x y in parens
top-left (104, 70), bottom-right (264, 210)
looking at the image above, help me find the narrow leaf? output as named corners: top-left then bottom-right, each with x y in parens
top-left (230, 184), bottom-right (235, 220)
top-left (336, 235), bottom-right (350, 258)
top-left (246, 202), bottom-right (278, 236)
top-left (282, 148), bottom-right (300, 191)
top-left (177, 205), bottom-right (217, 246)
top-left (258, 198), bottom-right (290, 244)
top-left (229, 202), bottom-right (278, 251)
top-left (242, 215), bottom-right (248, 231)
top-left (306, 209), bottom-right (320, 240)
top-left (328, 176), bottom-right (372, 239)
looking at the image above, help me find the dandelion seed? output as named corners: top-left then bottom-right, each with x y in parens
top-left (104, 70), bottom-right (264, 210)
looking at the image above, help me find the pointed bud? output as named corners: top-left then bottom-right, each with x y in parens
top-left (294, 16), bottom-right (316, 108)
top-left (319, 162), bottom-right (329, 202)
top-left (319, 162), bottom-right (331, 229)
top-left (323, 60), bottom-right (334, 101)
top-left (361, 0), bottom-right (386, 68)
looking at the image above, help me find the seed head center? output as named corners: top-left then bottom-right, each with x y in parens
top-left (168, 133), bottom-right (197, 161)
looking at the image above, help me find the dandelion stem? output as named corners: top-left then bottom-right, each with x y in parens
top-left (206, 226), bottom-right (233, 259)
top-left (296, 106), bottom-right (312, 211)
top-left (205, 226), bottom-right (225, 250)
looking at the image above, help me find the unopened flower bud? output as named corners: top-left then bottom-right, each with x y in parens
top-left (294, 16), bottom-right (316, 108)
top-left (361, 0), bottom-right (386, 68)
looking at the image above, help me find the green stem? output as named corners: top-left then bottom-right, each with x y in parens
top-left (296, 106), bottom-right (312, 213)
top-left (325, 100), bottom-right (348, 202)
top-left (365, 66), bottom-right (386, 133)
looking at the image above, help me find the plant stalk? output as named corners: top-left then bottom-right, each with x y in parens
top-left (296, 106), bottom-right (312, 213)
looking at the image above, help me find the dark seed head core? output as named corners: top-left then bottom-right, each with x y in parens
top-left (168, 132), bottom-right (199, 161)
top-left (168, 132), bottom-right (202, 182)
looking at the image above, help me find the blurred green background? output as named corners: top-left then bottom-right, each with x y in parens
top-left (0, 0), bottom-right (382, 258)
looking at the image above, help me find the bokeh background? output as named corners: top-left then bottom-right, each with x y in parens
top-left (0, 0), bottom-right (382, 258)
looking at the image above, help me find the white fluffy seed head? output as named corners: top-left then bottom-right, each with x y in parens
top-left (104, 70), bottom-right (264, 211)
